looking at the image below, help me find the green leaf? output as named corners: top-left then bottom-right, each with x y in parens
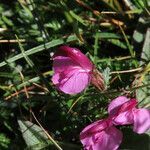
top-left (0, 133), bottom-right (10, 149)
top-left (93, 33), bottom-right (99, 64)
top-left (134, 11), bottom-right (150, 106)
top-left (18, 120), bottom-right (49, 149)
top-left (18, 120), bottom-right (80, 150)
top-left (107, 39), bottom-right (127, 49)
top-left (102, 67), bottom-right (111, 88)
top-left (69, 10), bottom-right (87, 26)
top-left (2, 15), bottom-right (13, 26)
top-left (136, 28), bottom-right (150, 106)
top-left (18, 0), bottom-right (33, 19)
top-left (96, 32), bottom-right (124, 39)
top-left (0, 72), bottom-right (14, 78)
top-left (133, 13), bottom-right (150, 52)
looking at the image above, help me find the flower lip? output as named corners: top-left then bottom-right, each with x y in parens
top-left (54, 45), bottom-right (93, 71)
top-left (108, 96), bottom-right (138, 117)
top-left (116, 99), bottom-right (137, 115)
top-left (80, 118), bottom-right (112, 139)
top-left (68, 66), bottom-right (91, 73)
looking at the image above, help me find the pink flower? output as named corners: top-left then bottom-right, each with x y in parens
top-left (52, 46), bottom-right (93, 94)
top-left (80, 119), bottom-right (123, 150)
top-left (80, 96), bottom-right (150, 150)
top-left (108, 96), bottom-right (150, 134)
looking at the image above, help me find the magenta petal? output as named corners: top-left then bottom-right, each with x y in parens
top-left (108, 97), bottom-right (138, 125)
top-left (52, 73), bottom-right (60, 84)
top-left (113, 111), bottom-right (134, 125)
top-left (53, 56), bottom-right (78, 73)
top-left (80, 125), bottom-right (123, 150)
top-left (59, 70), bottom-right (90, 94)
top-left (80, 120), bottom-right (104, 149)
top-left (56, 46), bottom-right (93, 70)
top-left (80, 119), bottom-right (122, 150)
top-left (108, 96), bottom-right (130, 116)
top-left (94, 126), bottom-right (123, 150)
top-left (133, 108), bottom-right (150, 134)
top-left (52, 68), bottom-right (77, 86)
top-left (112, 99), bottom-right (137, 125)
top-left (80, 119), bottom-right (109, 141)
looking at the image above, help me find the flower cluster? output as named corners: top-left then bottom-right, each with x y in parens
top-left (80, 96), bottom-right (150, 150)
top-left (51, 46), bottom-right (150, 150)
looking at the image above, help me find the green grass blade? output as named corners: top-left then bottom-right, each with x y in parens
top-left (0, 35), bottom-right (77, 68)
top-left (93, 33), bottom-right (99, 64)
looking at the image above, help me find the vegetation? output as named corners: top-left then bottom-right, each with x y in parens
top-left (0, 0), bottom-right (149, 149)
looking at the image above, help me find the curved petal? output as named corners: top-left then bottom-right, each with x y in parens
top-left (55, 46), bottom-right (93, 70)
top-left (112, 99), bottom-right (137, 125)
top-left (53, 56), bottom-right (79, 73)
top-left (80, 120), bottom-right (101, 149)
top-left (81, 126), bottom-right (122, 150)
top-left (133, 108), bottom-right (150, 134)
top-left (58, 70), bottom-right (90, 94)
top-left (93, 126), bottom-right (123, 150)
top-left (80, 119), bottom-right (110, 141)
top-left (52, 68), bottom-right (78, 86)
top-left (52, 73), bottom-right (60, 85)
top-left (113, 111), bottom-right (134, 125)
top-left (108, 96), bottom-right (130, 116)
